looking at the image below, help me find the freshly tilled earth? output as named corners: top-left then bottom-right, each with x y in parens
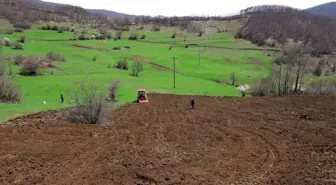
top-left (0, 93), bottom-right (335, 185)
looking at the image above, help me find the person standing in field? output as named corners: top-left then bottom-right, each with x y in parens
top-left (60, 92), bottom-right (64, 103)
top-left (190, 97), bottom-right (195, 109)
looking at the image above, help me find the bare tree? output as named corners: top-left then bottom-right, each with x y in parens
top-left (115, 30), bottom-right (123, 40)
top-left (20, 58), bottom-right (40, 76)
top-left (131, 62), bottom-right (144, 77)
top-left (0, 52), bottom-right (21, 103)
top-left (151, 24), bottom-right (160, 31)
top-left (230, 72), bottom-right (236, 86)
top-left (67, 77), bottom-right (115, 124)
top-left (187, 21), bottom-right (205, 36)
top-left (305, 80), bottom-right (336, 96)
top-left (107, 80), bottom-right (120, 103)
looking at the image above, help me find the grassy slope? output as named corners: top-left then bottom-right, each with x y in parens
top-left (0, 22), bottom-right (272, 120)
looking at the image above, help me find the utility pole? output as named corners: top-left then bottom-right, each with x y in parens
top-left (172, 56), bottom-right (177, 88)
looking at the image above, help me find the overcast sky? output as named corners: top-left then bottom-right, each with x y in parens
top-left (44, 0), bottom-right (332, 16)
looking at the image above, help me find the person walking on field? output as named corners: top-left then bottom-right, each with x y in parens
top-left (60, 92), bottom-right (64, 103)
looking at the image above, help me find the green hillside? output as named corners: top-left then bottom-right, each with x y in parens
top-left (0, 21), bottom-right (273, 120)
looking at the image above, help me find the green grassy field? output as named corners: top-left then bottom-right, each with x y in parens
top-left (0, 22), bottom-right (273, 121)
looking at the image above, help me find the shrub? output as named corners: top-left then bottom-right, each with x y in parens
top-left (106, 32), bottom-right (112, 39)
top-left (11, 42), bottom-right (23, 50)
top-left (0, 63), bottom-right (4, 76)
top-left (77, 34), bottom-right (86, 40)
top-left (14, 22), bottom-right (31, 29)
top-left (57, 28), bottom-right (64, 33)
top-left (112, 46), bottom-right (121, 50)
top-left (131, 61), bottom-right (144, 76)
top-left (51, 25), bottom-right (59, 30)
top-left (171, 32), bottom-right (176, 38)
top-left (92, 56), bottom-right (97, 61)
top-left (313, 60), bottom-right (324, 76)
top-left (46, 52), bottom-right (66, 62)
top-left (5, 29), bottom-right (14, 34)
top-left (69, 27), bottom-right (76, 32)
top-left (14, 28), bottom-right (24, 32)
top-left (151, 24), bottom-right (160, 31)
top-left (116, 59), bottom-right (128, 70)
top-left (251, 79), bottom-right (269, 97)
top-left (304, 80), bottom-right (336, 96)
top-left (3, 38), bottom-right (12, 47)
top-left (0, 73), bottom-right (21, 103)
top-left (128, 33), bottom-right (138, 40)
top-left (20, 58), bottom-right (40, 76)
top-left (140, 34), bottom-right (146, 39)
top-left (80, 29), bottom-right (88, 34)
top-left (18, 36), bottom-right (25, 43)
top-left (107, 80), bottom-right (120, 102)
top-left (115, 30), bottom-right (122, 40)
top-left (67, 79), bottom-right (114, 124)
top-left (41, 24), bottom-right (51, 30)
top-left (13, 55), bottom-right (26, 65)
top-left (215, 78), bottom-right (223, 83)
top-left (124, 46), bottom-right (131, 49)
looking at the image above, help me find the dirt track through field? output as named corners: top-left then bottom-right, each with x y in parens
top-left (0, 93), bottom-right (335, 185)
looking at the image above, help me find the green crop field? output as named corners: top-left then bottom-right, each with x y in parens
top-left (0, 21), bottom-right (273, 121)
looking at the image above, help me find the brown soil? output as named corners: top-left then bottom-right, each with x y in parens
top-left (0, 94), bottom-right (335, 185)
top-left (152, 65), bottom-right (168, 72)
top-left (132, 55), bottom-right (152, 63)
top-left (224, 57), bottom-right (233, 63)
top-left (39, 61), bottom-right (56, 68)
top-left (250, 58), bottom-right (261, 65)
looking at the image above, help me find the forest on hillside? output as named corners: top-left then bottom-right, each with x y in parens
top-left (236, 5), bottom-right (336, 55)
top-left (0, 0), bottom-right (113, 27)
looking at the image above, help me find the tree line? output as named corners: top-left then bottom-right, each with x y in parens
top-left (235, 5), bottom-right (336, 55)
top-left (0, 0), bottom-right (113, 27)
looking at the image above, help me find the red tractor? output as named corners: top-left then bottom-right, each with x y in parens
top-left (136, 89), bottom-right (149, 103)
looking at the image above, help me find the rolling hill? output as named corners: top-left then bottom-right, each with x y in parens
top-left (236, 5), bottom-right (336, 55)
top-left (87, 9), bottom-right (136, 20)
top-left (29, 0), bottom-right (136, 19)
top-left (0, 0), bottom-right (113, 27)
top-left (305, 2), bottom-right (336, 18)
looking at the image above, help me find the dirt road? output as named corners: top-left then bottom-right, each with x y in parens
top-left (0, 94), bottom-right (335, 185)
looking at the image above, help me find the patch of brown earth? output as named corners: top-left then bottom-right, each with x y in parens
top-left (132, 55), bottom-right (151, 63)
top-left (224, 57), bottom-right (233, 63)
top-left (249, 57), bottom-right (261, 64)
top-left (1, 94), bottom-right (335, 185)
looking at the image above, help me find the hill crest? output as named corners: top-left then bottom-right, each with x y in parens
top-left (305, 2), bottom-right (336, 18)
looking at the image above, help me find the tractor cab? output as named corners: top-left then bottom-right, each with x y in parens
top-left (137, 89), bottom-right (149, 103)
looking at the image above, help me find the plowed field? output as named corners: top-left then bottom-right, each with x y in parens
top-left (0, 93), bottom-right (335, 185)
